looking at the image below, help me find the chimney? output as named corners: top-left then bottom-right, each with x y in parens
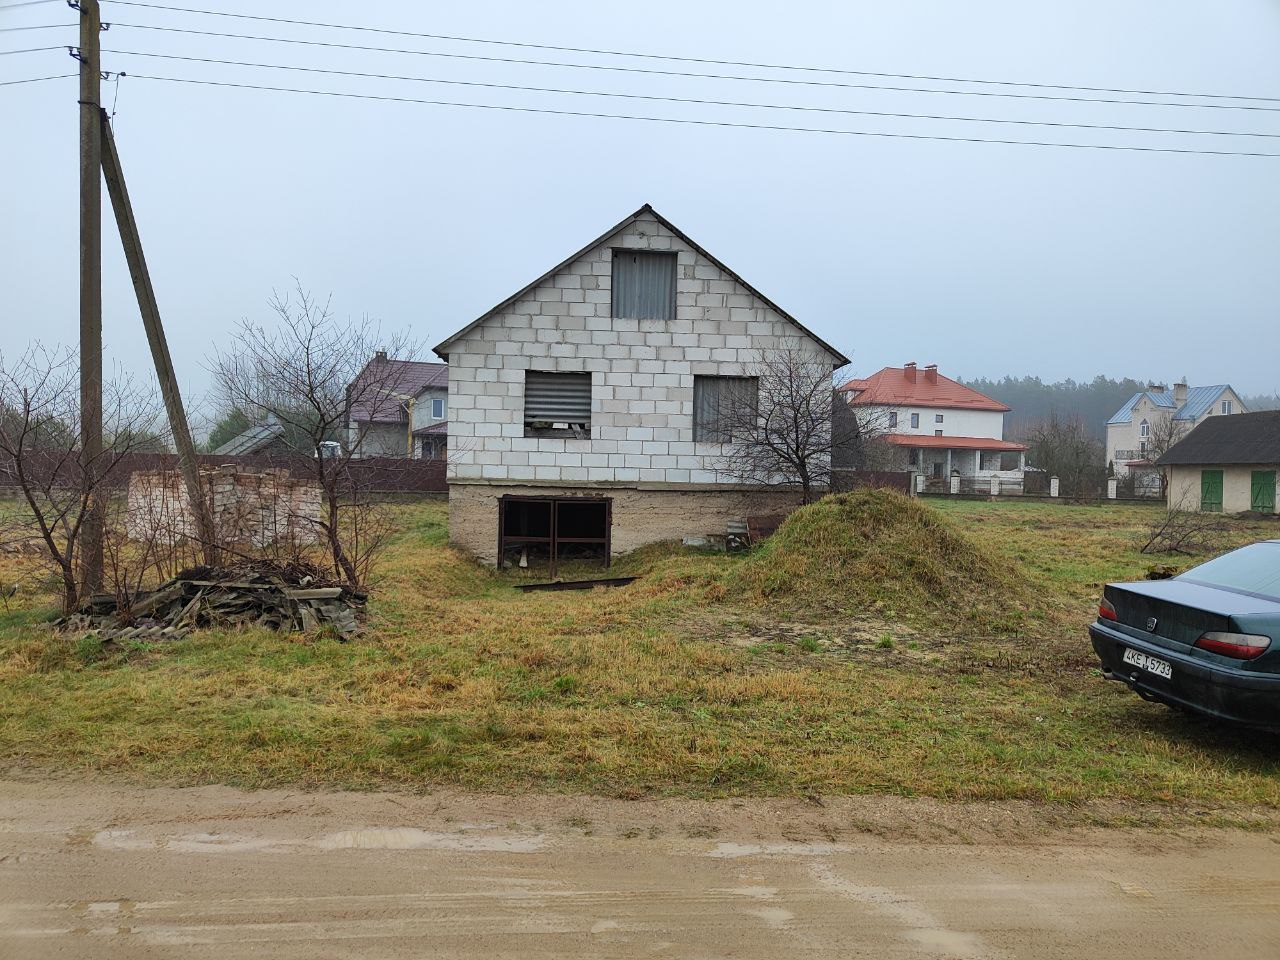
top-left (375, 349), bottom-right (388, 362)
top-left (924, 363), bottom-right (938, 384)
top-left (1173, 379), bottom-right (1188, 405)
top-left (904, 361), bottom-right (917, 382)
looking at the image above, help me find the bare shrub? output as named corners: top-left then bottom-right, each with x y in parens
top-left (1138, 500), bottom-right (1233, 556)
top-left (208, 284), bottom-right (420, 588)
top-left (0, 345), bottom-right (165, 613)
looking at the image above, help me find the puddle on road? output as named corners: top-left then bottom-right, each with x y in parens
top-left (91, 827), bottom-right (549, 855)
top-left (707, 842), bottom-right (849, 859)
top-left (312, 828), bottom-right (549, 852)
top-left (744, 906), bottom-right (795, 928)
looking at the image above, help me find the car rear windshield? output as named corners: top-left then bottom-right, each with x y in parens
top-left (1180, 542), bottom-right (1280, 599)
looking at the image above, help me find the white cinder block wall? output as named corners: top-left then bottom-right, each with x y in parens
top-left (443, 211), bottom-right (836, 487)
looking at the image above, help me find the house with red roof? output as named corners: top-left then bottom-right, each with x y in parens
top-left (840, 362), bottom-right (1026, 486)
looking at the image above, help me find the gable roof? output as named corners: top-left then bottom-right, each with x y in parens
top-left (432, 203), bottom-right (849, 366)
top-left (347, 357), bottom-right (449, 425)
top-left (1157, 410), bottom-right (1280, 466)
top-left (838, 366), bottom-right (1009, 412)
top-left (1107, 385), bottom-right (1233, 425)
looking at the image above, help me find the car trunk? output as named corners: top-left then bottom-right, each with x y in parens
top-left (1104, 580), bottom-right (1237, 649)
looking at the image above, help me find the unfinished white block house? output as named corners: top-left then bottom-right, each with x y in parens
top-left (433, 204), bottom-right (848, 566)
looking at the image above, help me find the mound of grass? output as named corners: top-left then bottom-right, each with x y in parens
top-left (724, 488), bottom-right (1035, 635)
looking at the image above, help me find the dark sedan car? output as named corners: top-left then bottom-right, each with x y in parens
top-left (1090, 540), bottom-right (1280, 731)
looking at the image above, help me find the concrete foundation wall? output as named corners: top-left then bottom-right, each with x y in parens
top-left (449, 482), bottom-right (804, 564)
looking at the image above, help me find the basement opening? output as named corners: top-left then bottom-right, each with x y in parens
top-left (498, 495), bottom-right (611, 573)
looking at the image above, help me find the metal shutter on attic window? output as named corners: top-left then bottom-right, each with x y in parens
top-left (611, 250), bottom-right (676, 320)
top-left (524, 371), bottom-right (592, 425)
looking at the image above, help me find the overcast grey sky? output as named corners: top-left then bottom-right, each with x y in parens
top-left (4, 0), bottom-right (1279, 420)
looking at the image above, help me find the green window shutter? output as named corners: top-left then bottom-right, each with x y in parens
top-left (1251, 471), bottom-right (1276, 513)
top-left (1200, 469), bottom-right (1224, 513)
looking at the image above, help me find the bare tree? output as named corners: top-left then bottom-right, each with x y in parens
top-left (702, 344), bottom-right (852, 504)
top-left (208, 285), bottom-right (419, 588)
top-left (1024, 411), bottom-right (1104, 499)
top-left (0, 344), bottom-right (165, 612)
top-left (1144, 412), bottom-right (1189, 496)
top-left (832, 391), bottom-right (898, 473)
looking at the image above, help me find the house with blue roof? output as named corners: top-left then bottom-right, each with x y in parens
top-left (1105, 379), bottom-right (1246, 490)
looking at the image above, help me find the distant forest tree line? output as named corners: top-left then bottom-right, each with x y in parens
top-left (958, 375), bottom-right (1280, 442)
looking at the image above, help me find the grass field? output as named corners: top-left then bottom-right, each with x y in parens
top-left (2, 494), bottom-right (1279, 818)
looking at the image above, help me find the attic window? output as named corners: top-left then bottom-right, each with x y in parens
top-left (524, 370), bottom-right (591, 437)
top-left (611, 250), bottom-right (676, 320)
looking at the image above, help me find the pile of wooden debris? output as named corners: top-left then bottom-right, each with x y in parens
top-left (60, 561), bottom-right (366, 642)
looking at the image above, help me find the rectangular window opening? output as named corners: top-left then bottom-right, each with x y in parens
top-left (611, 249), bottom-right (676, 320)
top-left (694, 375), bottom-right (759, 443)
top-left (498, 496), bottom-right (611, 571)
top-left (888, 411), bottom-right (898, 429)
top-left (910, 413), bottom-right (920, 429)
top-left (524, 370), bottom-right (591, 438)
top-left (431, 397), bottom-right (445, 419)
top-left (935, 413), bottom-right (944, 423)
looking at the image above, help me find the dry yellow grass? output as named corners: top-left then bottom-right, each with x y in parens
top-left (1, 495), bottom-right (1279, 815)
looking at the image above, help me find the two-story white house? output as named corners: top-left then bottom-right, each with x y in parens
top-left (839, 364), bottom-right (1026, 487)
top-left (1105, 380), bottom-right (1246, 489)
top-left (433, 204), bottom-right (848, 567)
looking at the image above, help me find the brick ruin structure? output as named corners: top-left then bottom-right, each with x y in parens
top-left (125, 465), bottom-right (322, 549)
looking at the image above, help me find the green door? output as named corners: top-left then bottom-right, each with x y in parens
top-left (1200, 469), bottom-right (1224, 513)
top-left (1251, 470), bottom-right (1277, 513)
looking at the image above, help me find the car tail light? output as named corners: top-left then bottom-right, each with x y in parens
top-left (1194, 632), bottom-right (1272, 660)
top-left (1098, 598), bottom-right (1118, 622)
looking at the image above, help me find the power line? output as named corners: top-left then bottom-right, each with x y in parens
top-left (0, 0), bottom-right (62, 10)
top-left (107, 22), bottom-right (1280, 114)
top-left (102, 49), bottom-right (1280, 140)
top-left (123, 73), bottom-right (1280, 157)
top-left (0, 44), bottom-right (64, 55)
top-left (105, 0), bottom-right (1280, 105)
top-left (0, 71), bottom-right (73, 84)
top-left (0, 23), bottom-right (69, 32)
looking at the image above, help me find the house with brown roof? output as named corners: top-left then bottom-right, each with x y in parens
top-left (345, 352), bottom-right (449, 458)
top-left (840, 363), bottom-right (1026, 487)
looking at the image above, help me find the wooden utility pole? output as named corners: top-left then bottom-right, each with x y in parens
top-left (99, 111), bottom-right (219, 566)
top-left (78, 0), bottom-right (104, 592)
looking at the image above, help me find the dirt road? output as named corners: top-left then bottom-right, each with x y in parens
top-left (1, 779), bottom-right (1277, 959)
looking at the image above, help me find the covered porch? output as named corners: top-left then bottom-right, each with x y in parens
top-left (884, 434), bottom-right (1028, 490)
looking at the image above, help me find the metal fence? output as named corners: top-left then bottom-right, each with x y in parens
top-left (830, 469), bottom-right (913, 495)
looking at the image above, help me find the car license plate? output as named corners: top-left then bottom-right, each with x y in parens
top-left (1122, 648), bottom-right (1173, 680)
